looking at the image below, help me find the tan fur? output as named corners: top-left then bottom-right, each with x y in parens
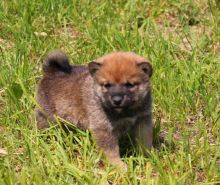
top-left (36, 51), bottom-right (153, 169)
top-left (95, 52), bottom-right (147, 84)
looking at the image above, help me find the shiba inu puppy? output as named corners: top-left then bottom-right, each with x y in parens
top-left (36, 51), bottom-right (153, 169)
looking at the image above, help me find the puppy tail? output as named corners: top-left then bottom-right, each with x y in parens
top-left (43, 51), bottom-right (71, 74)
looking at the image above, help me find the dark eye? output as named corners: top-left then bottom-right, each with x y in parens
top-left (125, 82), bottom-right (135, 88)
top-left (103, 83), bottom-right (112, 89)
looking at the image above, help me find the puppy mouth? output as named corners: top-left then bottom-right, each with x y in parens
top-left (112, 104), bottom-right (124, 108)
top-left (107, 103), bottom-right (126, 111)
top-left (114, 108), bottom-right (123, 113)
top-left (111, 104), bottom-right (130, 111)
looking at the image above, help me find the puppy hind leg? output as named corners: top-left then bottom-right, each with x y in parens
top-left (35, 109), bottom-right (50, 129)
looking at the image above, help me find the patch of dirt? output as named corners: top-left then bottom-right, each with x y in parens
top-left (196, 169), bottom-right (206, 183)
top-left (155, 11), bottom-right (179, 28)
top-left (216, 160), bottom-right (220, 168)
top-left (0, 125), bottom-right (6, 134)
top-left (13, 147), bottom-right (25, 155)
top-left (154, 10), bottom-right (214, 55)
top-left (0, 37), bottom-right (14, 50)
top-left (212, 42), bottom-right (220, 55)
top-left (0, 148), bottom-right (8, 156)
top-left (55, 24), bottom-right (81, 39)
top-left (65, 25), bottom-right (81, 39)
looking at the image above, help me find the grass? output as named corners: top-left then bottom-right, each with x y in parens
top-left (0, 0), bottom-right (220, 184)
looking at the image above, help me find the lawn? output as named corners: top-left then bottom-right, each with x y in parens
top-left (0, 0), bottom-right (219, 184)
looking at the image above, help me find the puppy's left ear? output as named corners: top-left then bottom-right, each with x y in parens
top-left (88, 61), bottom-right (102, 76)
top-left (138, 61), bottom-right (153, 77)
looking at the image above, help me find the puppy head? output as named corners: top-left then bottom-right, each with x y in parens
top-left (88, 52), bottom-right (152, 111)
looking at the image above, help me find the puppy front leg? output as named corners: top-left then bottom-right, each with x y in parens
top-left (92, 128), bottom-right (126, 169)
top-left (134, 114), bottom-right (153, 152)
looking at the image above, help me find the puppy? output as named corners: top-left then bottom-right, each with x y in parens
top-left (36, 51), bottom-right (153, 168)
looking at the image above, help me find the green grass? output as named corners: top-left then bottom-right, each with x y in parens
top-left (0, 0), bottom-right (220, 184)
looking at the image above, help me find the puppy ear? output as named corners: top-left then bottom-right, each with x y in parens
top-left (138, 61), bottom-right (153, 77)
top-left (88, 61), bottom-right (102, 76)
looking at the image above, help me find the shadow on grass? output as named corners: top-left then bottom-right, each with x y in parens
top-left (37, 118), bottom-right (176, 161)
top-left (119, 117), bottom-right (176, 158)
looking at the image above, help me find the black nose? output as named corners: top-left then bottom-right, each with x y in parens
top-left (111, 95), bottom-right (123, 106)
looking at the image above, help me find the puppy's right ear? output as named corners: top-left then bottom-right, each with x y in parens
top-left (88, 61), bottom-right (101, 76)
